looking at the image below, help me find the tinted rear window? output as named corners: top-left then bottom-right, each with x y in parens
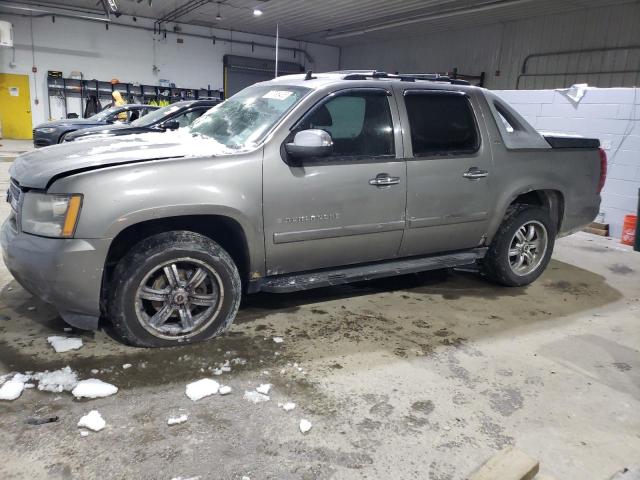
top-left (405, 91), bottom-right (479, 156)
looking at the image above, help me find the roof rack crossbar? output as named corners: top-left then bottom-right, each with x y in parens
top-left (342, 70), bottom-right (470, 85)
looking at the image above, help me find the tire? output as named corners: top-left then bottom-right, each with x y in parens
top-left (481, 204), bottom-right (556, 287)
top-left (108, 231), bottom-right (241, 347)
top-left (58, 131), bottom-right (72, 143)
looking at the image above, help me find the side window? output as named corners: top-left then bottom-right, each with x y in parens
top-left (170, 109), bottom-right (206, 128)
top-left (299, 91), bottom-right (394, 158)
top-left (493, 101), bottom-right (522, 134)
top-left (404, 92), bottom-right (479, 156)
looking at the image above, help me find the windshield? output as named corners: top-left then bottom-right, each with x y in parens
top-left (188, 85), bottom-right (310, 150)
top-left (132, 104), bottom-right (183, 127)
top-left (88, 106), bottom-right (121, 122)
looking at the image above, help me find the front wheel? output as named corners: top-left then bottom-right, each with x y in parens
top-left (481, 205), bottom-right (556, 287)
top-left (107, 231), bottom-right (241, 347)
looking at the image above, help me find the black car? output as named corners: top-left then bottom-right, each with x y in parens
top-left (64, 99), bottom-right (220, 142)
top-left (32, 104), bottom-right (157, 147)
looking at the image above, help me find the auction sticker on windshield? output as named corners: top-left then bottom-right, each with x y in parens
top-left (262, 90), bottom-right (294, 101)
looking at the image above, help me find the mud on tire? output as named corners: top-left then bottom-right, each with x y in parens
top-left (107, 231), bottom-right (241, 347)
top-left (481, 204), bottom-right (556, 287)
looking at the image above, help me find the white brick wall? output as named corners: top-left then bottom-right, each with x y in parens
top-left (494, 88), bottom-right (640, 238)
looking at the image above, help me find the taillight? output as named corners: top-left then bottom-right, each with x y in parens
top-left (597, 147), bottom-right (607, 194)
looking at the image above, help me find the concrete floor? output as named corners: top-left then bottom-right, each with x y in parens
top-left (0, 157), bottom-right (639, 480)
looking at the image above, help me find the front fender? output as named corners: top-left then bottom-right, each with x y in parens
top-left (48, 152), bottom-right (265, 275)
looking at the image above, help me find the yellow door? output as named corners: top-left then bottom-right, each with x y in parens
top-left (0, 73), bottom-right (33, 139)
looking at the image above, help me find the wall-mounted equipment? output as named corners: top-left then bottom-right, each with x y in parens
top-left (0, 20), bottom-right (14, 48)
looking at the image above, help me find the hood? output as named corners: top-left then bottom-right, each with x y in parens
top-left (34, 118), bottom-right (106, 129)
top-left (10, 131), bottom-right (236, 189)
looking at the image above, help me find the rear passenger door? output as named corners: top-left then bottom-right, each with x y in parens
top-left (395, 87), bottom-right (492, 256)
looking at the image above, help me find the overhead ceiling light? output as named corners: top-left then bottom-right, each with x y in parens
top-left (253, 8), bottom-right (263, 16)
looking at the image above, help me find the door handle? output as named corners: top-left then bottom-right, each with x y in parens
top-left (463, 167), bottom-right (489, 180)
top-left (369, 173), bottom-right (400, 186)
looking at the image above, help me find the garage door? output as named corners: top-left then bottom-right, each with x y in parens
top-left (223, 54), bottom-right (304, 98)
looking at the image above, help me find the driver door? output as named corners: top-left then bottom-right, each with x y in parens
top-left (262, 88), bottom-right (406, 275)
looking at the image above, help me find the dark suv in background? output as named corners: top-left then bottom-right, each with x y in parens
top-left (32, 104), bottom-right (157, 147)
top-left (63, 99), bottom-right (220, 142)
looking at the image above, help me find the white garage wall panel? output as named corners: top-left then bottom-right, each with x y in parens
top-left (340, 2), bottom-right (640, 90)
top-left (495, 88), bottom-right (640, 238)
top-left (0, 13), bottom-right (339, 126)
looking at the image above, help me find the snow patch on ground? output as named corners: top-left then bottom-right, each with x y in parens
top-left (77, 410), bottom-right (105, 432)
top-left (167, 414), bottom-right (188, 425)
top-left (256, 384), bottom-right (271, 395)
top-left (299, 419), bottom-right (312, 433)
top-left (243, 390), bottom-right (270, 403)
top-left (219, 385), bottom-right (232, 395)
top-left (36, 366), bottom-right (78, 393)
top-left (281, 402), bottom-right (296, 411)
top-left (0, 380), bottom-right (24, 401)
top-left (273, 336), bottom-right (284, 344)
top-left (47, 336), bottom-right (83, 353)
top-left (72, 379), bottom-right (118, 399)
top-left (185, 379), bottom-right (219, 401)
top-left (122, 363), bottom-right (132, 369)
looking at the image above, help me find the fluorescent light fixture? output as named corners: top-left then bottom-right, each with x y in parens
top-left (326, 0), bottom-right (532, 40)
top-left (253, 8), bottom-right (263, 16)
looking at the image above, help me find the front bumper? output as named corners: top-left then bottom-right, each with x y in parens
top-left (1, 215), bottom-right (110, 330)
top-left (33, 130), bottom-right (58, 148)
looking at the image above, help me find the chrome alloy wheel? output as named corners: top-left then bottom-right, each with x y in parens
top-left (508, 220), bottom-right (548, 276)
top-left (134, 257), bottom-right (224, 339)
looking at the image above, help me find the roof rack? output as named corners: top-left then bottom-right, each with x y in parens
top-left (341, 70), bottom-right (470, 85)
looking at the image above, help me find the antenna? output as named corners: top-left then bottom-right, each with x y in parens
top-left (274, 23), bottom-right (279, 78)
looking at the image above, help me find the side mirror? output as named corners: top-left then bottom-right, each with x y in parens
top-left (162, 120), bottom-right (180, 131)
top-left (285, 129), bottom-right (333, 159)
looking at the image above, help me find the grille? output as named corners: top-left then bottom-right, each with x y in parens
top-left (7, 179), bottom-right (21, 213)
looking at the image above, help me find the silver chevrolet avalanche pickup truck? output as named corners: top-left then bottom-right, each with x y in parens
top-left (2, 71), bottom-right (606, 347)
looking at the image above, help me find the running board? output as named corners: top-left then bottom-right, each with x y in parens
top-left (259, 248), bottom-right (487, 293)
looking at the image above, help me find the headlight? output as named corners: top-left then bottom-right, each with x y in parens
top-left (21, 193), bottom-right (83, 238)
top-left (36, 127), bottom-right (57, 134)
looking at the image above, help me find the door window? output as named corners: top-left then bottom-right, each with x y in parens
top-left (173, 109), bottom-right (207, 128)
top-left (298, 91), bottom-right (395, 158)
top-left (404, 91), bottom-right (479, 156)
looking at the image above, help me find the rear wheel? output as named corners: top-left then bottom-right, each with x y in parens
top-left (108, 231), bottom-right (241, 347)
top-left (481, 205), bottom-right (556, 287)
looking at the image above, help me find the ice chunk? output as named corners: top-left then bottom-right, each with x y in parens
top-left (243, 391), bottom-right (270, 403)
top-left (185, 379), bottom-right (219, 401)
top-left (122, 364), bottom-right (132, 369)
top-left (282, 402), bottom-right (296, 411)
top-left (299, 419), bottom-right (312, 433)
top-left (77, 410), bottom-right (105, 432)
top-left (47, 336), bottom-right (83, 353)
top-left (36, 366), bottom-right (78, 393)
top-left (219, 385), bottom-right (232, 395)
top-left (273, 336), bottom-right (284, 344)
top-left (167, 414), bottom-right (188, 425)
top-left (0, 380), bottom-right (24, 401)
top-left (80, 430), bottom-right (89, 437)
top-left (72, 379), bottom-right (118, 399)
top-left (256, 384), bottom-right (271, 395)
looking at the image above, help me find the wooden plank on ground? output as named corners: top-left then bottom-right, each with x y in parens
top-left (468, 447), bottom-right (539, 480)
top-left (584, 226), bottom-right (609, 236)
